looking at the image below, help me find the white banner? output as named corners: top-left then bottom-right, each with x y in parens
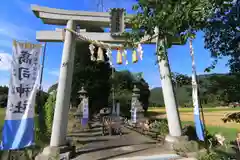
top-left (5, 42), bottom-right (41, 120)
top-left (1, 41), bottom-right (42, 150)
top-left (82, 98), bottom-right (89, 118)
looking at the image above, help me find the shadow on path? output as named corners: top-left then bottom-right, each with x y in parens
top-left (75, 139), bottom-right (109, 145)
top-left (74, 141), bottom-right (157, 157)
top-left (98, 147), bottom-right (154, 160)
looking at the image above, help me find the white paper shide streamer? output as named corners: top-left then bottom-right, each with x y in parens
top-left (137, 44), bottom-right (143, 60)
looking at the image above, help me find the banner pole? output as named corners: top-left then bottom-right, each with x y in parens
top-left (39, 43), bottom-right (47, 91)
top-left (36, 42), bottom-right (47, 142)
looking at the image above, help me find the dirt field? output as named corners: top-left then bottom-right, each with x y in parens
top-left (148, 108), bottom-right (240, 129)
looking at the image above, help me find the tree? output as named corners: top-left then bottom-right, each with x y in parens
top-left (207, 73), bottom-right (240, 105)
top-left (0, 85), bottom-right (8, 94)
top-left (204, 0), bottom-right (240, 72)
top-left (149, 87), bottom-right (164, 107)
top-left (203, 1), bottom-right (240, 123)
top-left (48, 83), bottom-right (58, 93)
top-left (171, 72), bottom-right (192, 87)
top-left (137, 78), bottom-right (150, 112)
top-left (149, 73), bottom-right (238, 107)
top-left (124, 0), bottom-right (230, 47)
top-left (110, 70), bottom-right (150, 116)
top-left (0, 86), bottom-right (8, 107)
top-left (71, 42), bottom-right (112, 117)
top-left (35, 90), bottom-right (49, 114)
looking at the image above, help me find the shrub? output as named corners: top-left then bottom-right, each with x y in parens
top-left (43, 91), bottom-right (57, 137)
top-left (150, 119), bottom-right (169, 137)
top-left (197, 150), bottom-right (221, 160)
top-left (35, 91), bottom-right (49, 114)
top-left (182, 125), bottom-right (198, 141)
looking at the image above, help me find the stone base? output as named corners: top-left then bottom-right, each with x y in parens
top-left (164, 135), bottom-right (201, 158)
top-left (35, 145), bottom-right (75, 160)
top-left (164, 135), bottom-right (189, 149)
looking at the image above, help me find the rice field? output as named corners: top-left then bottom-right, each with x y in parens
top-left (148, 107), bottom-right (240, 140)
top-left (148, 107), bottom-right (240, 129)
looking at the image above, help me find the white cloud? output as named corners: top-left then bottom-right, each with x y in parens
top-left (0, 20), bottom-right (35, 49)
top-left (0, 53), bottom-right (12, 71)
top-left (48, 69), bottom-right (60, 77)
top-left (42, 83), bottom-right (51, 92)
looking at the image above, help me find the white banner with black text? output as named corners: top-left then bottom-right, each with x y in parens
top-left (1, 41), bottom-right (42, 150)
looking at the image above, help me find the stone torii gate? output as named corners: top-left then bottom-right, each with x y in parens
top-left (31, 4), bottom-right (185, 158)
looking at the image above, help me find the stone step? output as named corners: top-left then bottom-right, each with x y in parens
top-left (68, 131), bottom-right (103, 138)
top-left (123, 125), bottom-right (164, 142)
top-left (110, 154), bottom-right (182, 160)
top-left (72, 143), bottom-right (158, 160)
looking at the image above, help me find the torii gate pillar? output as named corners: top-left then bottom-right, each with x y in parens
top-left (50, 19), bottom-right (76, 147)
top-left (35, 19), bottom-right (76, 160)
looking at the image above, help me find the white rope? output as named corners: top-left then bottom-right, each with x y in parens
top-left (65, 28), bottom-right (119, 49)
top-left (64, 28), bottom-right (157, 50)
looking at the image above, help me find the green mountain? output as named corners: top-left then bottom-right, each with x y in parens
top-left (149, 73), bottom-right (232, 107)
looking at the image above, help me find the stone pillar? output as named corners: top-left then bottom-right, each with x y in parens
top-left (50, 20), bottom-right (76, 147)
top-left (155, 27), bottom-right (182, 138)
top-left (116, 100), bottom-right (120, 116)
top-left (112, 103), bottom-right (116, 115)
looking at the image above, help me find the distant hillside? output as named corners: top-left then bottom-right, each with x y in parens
top-left (149, 86), bottom-right (192, 107)
top-left (149, 73), bottom-right (229, 107)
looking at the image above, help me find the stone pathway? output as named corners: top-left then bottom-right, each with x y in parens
top-left (69, 120), bottom-right (182, 160)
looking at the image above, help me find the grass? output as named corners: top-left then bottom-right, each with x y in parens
top-left (182, 121), bottom-right (238, 141)
top-left (0, 108), bottom-right (6, 137)
top-left (149, 107), bottom-right (240, 113)
top-left (0, 108), bottom-right (6, 128)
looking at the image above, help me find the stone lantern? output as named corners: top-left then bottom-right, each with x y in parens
top-left (78, 86), bottom-right (88, 100)
top-left (131, 85), bottom-right (144, 123)
top-left (74, 86), bottom-right (88, 120)
top-left (132, 85), bottom-right (140, 98)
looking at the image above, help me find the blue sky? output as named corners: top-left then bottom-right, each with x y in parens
top-left (0, 0), bottom-right (230, 91)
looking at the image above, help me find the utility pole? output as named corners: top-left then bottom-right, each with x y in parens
top-left (97, 0), bottom-right (104, 11)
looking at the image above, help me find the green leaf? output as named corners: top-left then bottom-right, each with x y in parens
top-left (132, 4), bottom-right (139, 11)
